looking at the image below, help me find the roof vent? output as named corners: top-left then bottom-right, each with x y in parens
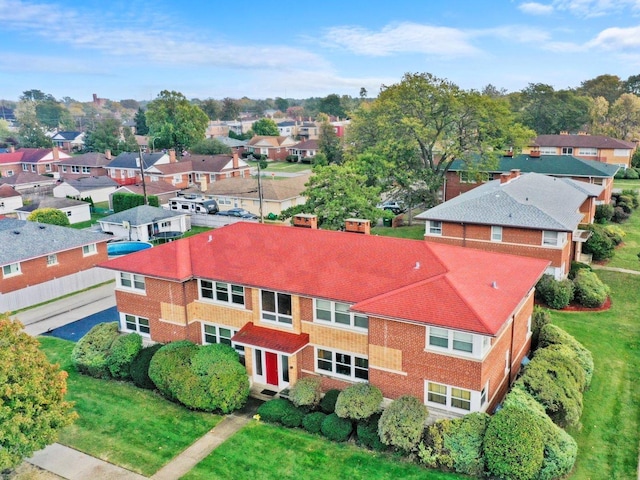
top-left (491, 281), bottom-right (498, 289)
top-left (39, 225), bottom-right (46, 229)
top-left (414, 261), bottom-right (421, 270)
top-left (208, 235), bottom-right (212, 242)
top-left (12, 230), bottom-right (20, 234)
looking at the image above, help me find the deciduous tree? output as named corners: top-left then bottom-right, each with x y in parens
top-left (318, 114), bottom-right (342, 164)
top-left (0, 315), bottom-right (77, 470)
top-left (134, 107), bottom-right (148, 135)
top-left (27, 208), bottom-right (71, 226)
top-left (190, 138), bottom-right (232, 155)
top-left (252, 118), bottom-right (279, 136)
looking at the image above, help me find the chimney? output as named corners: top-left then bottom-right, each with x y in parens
top-left (169, 149), bottom-right (176, 163)
top-left (510, 169), bottom-right (521, 180)
top-left (233, 152), bottom-right (239, 169)
top-left (560, 131), bottom-right (568, 135)
top-left (292, 213), bottom-right (318, 229)
top-left (52, 146), bottom-right (59, 161)
top-left (105, 149), bottom-right (111, 160)
top-left (500, 173), bottom-right (511, 184)
top-left (503, 149), bottom-right (514, 157)
top-left (577, 131), bottom-right (587, 136)
top-left (8, 145), bottom-right (15, 153)
top-left (529, 149), bottom-right (541, 158)
top-left (344, 218), bottom-right (371, 235)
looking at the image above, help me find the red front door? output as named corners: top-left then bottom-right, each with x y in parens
top-left (265, 352), bottom-right (279, 386)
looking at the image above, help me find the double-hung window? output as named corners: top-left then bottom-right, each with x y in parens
top-left (202, 323), bottom-right (245, 355)
top-left (491, 225), bottom-right (502, 242)
top-left (2, 262), bottom-right (21, 278)
top-left (426, 381), bottom-right (472, 412)
top-left (542, 230), bottom-right (559, 246)
top-left (200, 280), bottom-right (245, 306)
top-left (119, 272), bottom-right (145, 292)
top-left (428, 327), bottom-right (476, 355)
top-left (316, 348), bottom-right (368, 381)
top-left (561, 147), bottom-right (574, 155)
top-left (315, 299), bottom-right (368, 330)
top-left (46, 254), bottom-right (58, 266)
top-left (82, 243), bottom-right (97, 256)
top-left (428, 220), bottom-right (442, 235)
top-left (261, 290), bottom-right (292, 325)
top-left (123, 314), bottom-right (150, 335)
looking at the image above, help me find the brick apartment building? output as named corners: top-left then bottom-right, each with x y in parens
top-left (101, 219), bottom-right (548, 417)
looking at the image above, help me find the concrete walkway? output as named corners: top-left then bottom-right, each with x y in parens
top-left (590, 264), bottom-right (640, 275)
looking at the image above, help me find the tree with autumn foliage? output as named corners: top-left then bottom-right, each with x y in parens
top-left (0, 315), bottom-right (77, 470)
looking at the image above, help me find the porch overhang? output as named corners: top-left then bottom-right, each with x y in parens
top-left (231, 323), bottom-right (309, 355)
top-left (573, 229), bottom-right (592, 243)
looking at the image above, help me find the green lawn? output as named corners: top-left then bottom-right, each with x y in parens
top-left (551, 270), bottom-right (640, 479)
top-left (613, 179), bottom-right (640, 191)
top-left (601, 209), bottom-right (640, 271)
top-left (183, 422), bottom-right (463, 480)
top-left (183, 225), bottom-right (213, 237)
top-left (246, 159), bottom-right (312, 174)
top-left (38, 337), bottom-right (221, 476)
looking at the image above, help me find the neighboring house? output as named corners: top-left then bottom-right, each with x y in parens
top-left (15, 196), bottom-right (91, 225)
top-left (0, 184), bottom-right (23, 214)
top-left (209, 135), bottom-right (248, 153)
top-left (247, 136), bottom-right (298, 161)
top-left (445, 153), bottom-right (619, 203)
top-left (20, 147), bottom-right (71, 176)
top-left (297, 121), bottom-right (319, 140)
top-left (100, 219), bottom-right (549, 418)
top-left (205, 173), bottom-right (310, 217)
top-left (0, 172), bottom-right (57, 194)
top-left (145, 153), bottom-right (251, 190)
top-left (417, 171), bottom-right (603, 280)
top-left (58, 151), bottom-right (114, 180)
top-left (205, 121), bottom-right (230, 138)
top-left (109, 181), bottom-right (182, 210)
top-left (50, 131), bottom-right (85, 153)
top-left (277, 121), bottom-right (297, 137)
top-left (98, 205), bottom-right (191, 242)
top-left (0, 218), bottom-right (112, 311)
top-left (53, 176), bottom-right (119, 203)
top-left (106, 151), bottom-right (171, 185)
top-left (288, 139), bottom-right (318, 160)
top-left (0, 146), bottom-right (22, 177)
top-left (524, 133), bottom-right (637, 168)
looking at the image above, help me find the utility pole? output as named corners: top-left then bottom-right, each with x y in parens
top-left (137, 145), bottom-right (148, 205)
top-left (253, 154), bottom-right (264, 223)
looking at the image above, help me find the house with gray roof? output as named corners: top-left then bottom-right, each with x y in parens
top-left (444, 153), bottom-right (619, 203)
top-left (417, 171), bottom-right (603, 279)
top-left (15, 196), bottom-right (91, 224)
top-left (0, 218), bottom-right (112, 311)
top-left (0, 184), bottom-right (23, 214)
top-left (53, 176), bottom-right (119, 203)
top-left (98, 205), bottom-right (190, 242)
top-left (106, 151), bottom-right (170, 186)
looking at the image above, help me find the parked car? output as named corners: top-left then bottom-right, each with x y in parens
top-left (377, 201), bottom-right (406, 215)
top-left (217, 208), bottom-right (259, 219)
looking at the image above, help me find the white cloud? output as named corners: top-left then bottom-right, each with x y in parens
top-left (322, 22), bottom-right (479, 57)
top-left (553, 0), bottom-right (640, 18)
top-left (518, 2), bottom-right (555, 15)
top-left (587, 24), bottom-right (640, 49)
top-left (476, 26), bottom-right (552, 44)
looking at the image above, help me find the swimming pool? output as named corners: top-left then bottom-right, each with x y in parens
top-left (107, 241), bottom-right (153, 257)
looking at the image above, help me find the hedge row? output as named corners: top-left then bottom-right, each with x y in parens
top-left (536, 271), bottom-right (610, 309)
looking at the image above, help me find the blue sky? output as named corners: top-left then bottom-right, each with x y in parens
top-left (1, 0), bottom-right (640, 102)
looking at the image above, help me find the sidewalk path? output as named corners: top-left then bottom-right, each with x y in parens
top-left (590, 264), bottom-right (640, 275)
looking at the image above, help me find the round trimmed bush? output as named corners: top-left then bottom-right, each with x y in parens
top-left (483, 406), bottom-right (545, 480)
top-left (72, 322), bottom-right (120, 379)
top-left (624, 168), bottom-right (639, 179)
top-left (594, 203), bottom-right (614, 224)
top-left (444, 412), bottom-right (490, 476)
top-left (604, 224), bottom-right (625, 246)
top-left (378, 395), bottom-right (428, 451)
top-left (321, 413), bottom-right (353, 442)
top-left (289, 377), bottom-right (322, 408)
top-left (356, 414), bottom-right (387, 451)
top-left (584, 225), bottom-right (615, 260)
top-left (573, 269), bottom-right (610, 308)
top-left (320, 389), bottom-right (340, 413)
top-left (281, 405), bottom-right (306, 428)
top-left (257, 398), bottom-right (295, 424)
top-left (106, 333), bottom-right (142, 380)
top-left (613, 206), bottom-right (631, 223)
top-left (531, 305), bottom-right (551, 351)
top-left (334, 383), bottom-right (382, 420)
top-left (568, 261), bottom-right (592, 280)
top-left (130, 343), bottom-right (163, 389)
top-left (303, 412), bottom-right (327, 434)
top-left (535, 275), bottom-right (573, 309)
top-left (190, 343), bottom-right (239, 375)
top-left (148, 341), bottom-right (198, 401)
top-left (538, 323), bottom-right (594, 387)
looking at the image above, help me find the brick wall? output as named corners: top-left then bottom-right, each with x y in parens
top-left (2, 242), bottom-right (108, 293)
top-left (444, 172), bottom-right (483, 201)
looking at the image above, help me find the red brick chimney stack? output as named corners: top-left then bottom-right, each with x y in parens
top-left (105, 149), bottom-right (111, 160)
top-left (233, 152), bottom-right (239, 169)
top-left (292, 214), bottom-right (318, 229)
top-left (52, 146), bottom-right (59, 161)
top-left (169, 149), bottom-right (176, 163)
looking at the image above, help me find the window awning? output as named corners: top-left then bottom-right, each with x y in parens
top-left (231, 323), bottom-right (309, 355)
top-left (573, 229), bottom-right (592, 243)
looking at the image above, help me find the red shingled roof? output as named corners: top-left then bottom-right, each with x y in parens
top-left (232, 323), bottom-right (309, 354)
top-left (101, 223), bottom-right (549, 335)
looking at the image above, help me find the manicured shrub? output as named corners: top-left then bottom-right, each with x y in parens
top-left (503, 386), bottom-right (578, 480)
top-left (189, 343), bottom-right (239, 375)
top-left (573, 269), bottom-right (610, 308)
top-left (334, 383), bottom-right (382, 420)
top-left (604, 224), bottom-right (626, 245)
top-left (319, 389), bottom-right (340, 413)
top-left (378, 395), bottom-right (428, 451)
top-left (568, 261), bottom-right (592, 280)
top-left (617, 194), bottom-right (635, 213)
top-left (615, 168), bottom-right (626, 179)
top-left (71, 322), bottom-right (120, 379)
top-left (189, 360), bottom-right (249, 413)
top-left (594, 203), bottom-right (614, 224)
top-left (517, 344), bottom-right (586, 428)
top-left (624, 168), bottom-right (639, 179)
top-left (444, 412), bottom-right (490, 476)
top-left (281, 404), bottom-right (306, 428)
top-left (302, 412), bottom-right (327, 434)
top-left (418, 420), bottom-right (453, 470)
top-left (106, 333), bottom-right (142, 380)
top-left (257, 398), bottom-right (295, 424)
top-left (583, 225), bottom-right (615, 261)
top-left (321, 413), bottom-right (353, 442)
top-left (289, 377), bottom-right (322, 408)
top-left (535, 274), bottom-right (574, 309)
top-left (483, 406), bottom-right (545, 480)
top-left (531, 305), bottom-right (551, 351)
top-left (612, 206), bottom-right (631, 223)
top-left (356, 414), bottom-right (387, 451)
top-left (130, 343), bottom-right (163, 389)
top-left (621, 189), bottom-right (639, 209)
top-left (538, 323), bottom-right (594, 387)
top-left (148, 341), bottom-right (198, 401)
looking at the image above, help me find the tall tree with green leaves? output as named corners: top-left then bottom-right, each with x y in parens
top-left (134, 107), bottom-right (148, 135)
top-left (199, 99), bottom-right (222, 120)
top-left (578, 74), bottom-right (623, 104)
top-left (190, 138), bottom-right (232, 155)
top-left (84, 118), bottom-right (122, 153)
top-left (252, 118), bottom-right (279, 136)
top-left (347, 72), bottom-right (533, 210)
top-left (609, 93), bottom-right (640, 141)
top-left (318, 94), bottom-right (346, 118)
top-left (280, 164), bottom-right (381, 230)
top-left (145, 90), bottom-right (209, 153)
top-left (220, 97), bottom-right (240, 121)
top-left (27, 208), bottom-right (71, 226)
top-left (275, 97), bottom-right (289, 112)
top-left (318, 114), bottom-right (342, 164)
top-left (0, 314), bottom-right (77, 470)
top-left (15, 95), bottom-right (52, 148)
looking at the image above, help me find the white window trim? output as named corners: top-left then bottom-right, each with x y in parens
top-left (578, 148), bottom-right (597, 156)
top-left (46, 254), bottom-right (58, 266)
top-left (260, 289), bottom-right (293, 326)
top-left (315, 347), bottom-right (369, 382)
top-left (425, 326), bottom-right (490, 359)
top-left (118, 272), bottom-right (146, 294)
top-left (198, 279), bottom-right (245, 307)
top-left (2, 262), bottom-right (21, 278)
top-left (491, 225), bottom-right (503, 242)
top-left (314, 299), bottom-right (368, 331)
top-left (120, 312), bottom-right (150, 337)
top-left (427, 220), bottom-right (442, 236)
top-left (542, 230), bottom-right (565, 247)
top-left (425, 380), bottom-right (480, 413)
top-left (201, 322), bottom-right (245, 356)
top-left (82, 243), bottom-right (98, 256)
